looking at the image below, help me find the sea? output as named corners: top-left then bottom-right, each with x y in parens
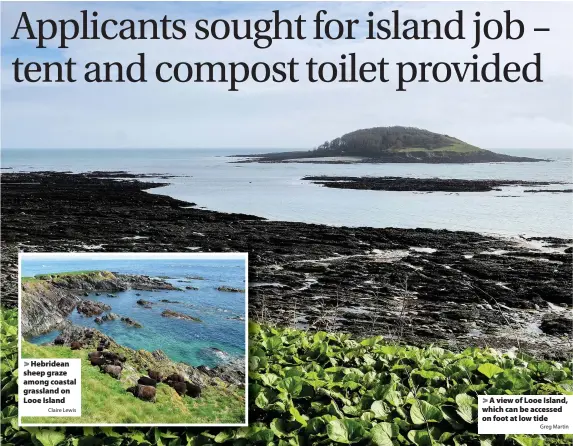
top-left (21, 256), bottom-right (246, 368)
top-left (2, 147), bottom-right (572, 238)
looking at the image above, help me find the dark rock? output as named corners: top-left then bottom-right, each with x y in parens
top-left (540, 315), bottom-right (572, 337)
top-left (77, 301), bottom-right (111, 317)
top-left (136, 299), bottom-right (153, 308)
top-left (5, 171), bottom-right (571, 360)
top-left (216, 286), bottom-right (244, 293)
top-left (151, 350), bottom-right (168, 361)
top-left (161, 309), bottom-right (201, 322)
top-left (101, 312), bottom-right (119, 321)
top-left (302, 176), bottom-right (558, 193)
top-left (120, 317), bottom-right (142, 328)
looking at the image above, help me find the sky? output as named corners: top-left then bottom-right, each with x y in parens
top-left (1, 1), bottom-right (572, 150)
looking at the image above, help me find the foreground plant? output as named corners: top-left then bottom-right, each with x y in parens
top-left (1, 309), bottom-right (571, 445)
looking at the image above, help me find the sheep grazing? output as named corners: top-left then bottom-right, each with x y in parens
top-left (166, 373), bottom-right (184, 383)
top-left (169, 381), bottom-right (187, 396)
top-left (101, 364), bottom-right (122, 379)
top-left (88, 351), bottom-right (102, 360)
top-left (135, 384), bottom-right (156, 403)
top-left (137, 376), bottom-right (157, 387)
top-left (90, 357), bottom-right (106, 367)
top-left (148, 370), bottom-right (163, 382)
top-left (102, 351), bottom-right (121, 362)
top-left (185, 382), bottom-right (202, 398)
top-left (54, 336), bottom-right (65, 345)
top-left (96, 346), bottom-right (104, 352)
top-left (70, 341), bottom-right (82, 350)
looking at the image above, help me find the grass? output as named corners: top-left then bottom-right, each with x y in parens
top-left (392, 142), bottom-right (483, 153)
top-left (22, 270), bottom-right (112, 284)
top-left (20, 341), bottom-right (245, 425)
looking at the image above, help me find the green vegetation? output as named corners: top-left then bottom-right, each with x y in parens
top-left (2, 308), bottom-right (571, 445)
top-left (392, 142), bottom-right (481, 154)
top-left (312, 127), bottom-right (484, 158)
top-left (20, 342), bottom-right (244, 425)
top-left (22, 270), bottom-right (113, 284)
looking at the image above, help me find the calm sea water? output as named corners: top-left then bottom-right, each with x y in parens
top-left (3, 148), bottom-right (572, 237)
top-left (22, 258), bottom-right (246, 368)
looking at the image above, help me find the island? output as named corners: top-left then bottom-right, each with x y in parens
top-left (234, 126), bottom-right (544, 164)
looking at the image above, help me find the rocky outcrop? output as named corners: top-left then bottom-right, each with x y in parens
top-left (4, 172), bottom-right (571, 359)
top-left (49, 324), bottom-right (243, 389)
top-left (77, 300), bottom-right (111, 317)
top-left (216, 286), bottom-right (244, 293)
top-left (540, 314), bottom-right (572, 336)
top-left (20, 283), bottom-right (81, 337)
top-left (161, 309), bottom-right (202, 322)
top-left (20, 271), bottom-right (175, 337)
top-left (120, 317), bottom-right (142, 328)
top-left (303, 176), bottom-right (559, 193)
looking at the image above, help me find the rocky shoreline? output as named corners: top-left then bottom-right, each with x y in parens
top-left (43, 322), bottom-right (245, 389)
top-left (302, 176), bottom-right (562, 192)
top-left (20, 271), bottom-right (177, 337)
top-left (231, 151), bottom-right (543, 164)
top-left (2, 171), bottom-right (572, 359)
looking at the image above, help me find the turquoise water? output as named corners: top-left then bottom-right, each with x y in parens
top-left (3, 147), bottom-right (572, 237)
top-left (23, 258), bottom-right (246, 368)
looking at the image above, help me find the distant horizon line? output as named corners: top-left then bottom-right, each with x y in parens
top-left (3, 147), bottom-right (572, 151)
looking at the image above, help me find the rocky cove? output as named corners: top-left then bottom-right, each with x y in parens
top-left (20, 271), bottom-right (177, 337)
top-left (20, 268), bottom-right (246, 368)
top-left (2, 171), bottom-right (572, 360)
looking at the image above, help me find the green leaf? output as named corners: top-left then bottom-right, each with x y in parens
top-left (326, 419), bottom-right (366, 444)
top-left (510, 435), bottom-right (545, 446)
top-left (279, 377), bottom-right (303, 397)
top-left (371, 422), bottom-right (398, 446)
top-left (407, 430), bottom-right (432, 446)
top-left (410, 400), bottom-right (443, 425)
top-left (371, 400), bottom-right (390, 419)
top-left (289, 405), bottom-right (308, 427)
top-left (214, 431), bottom-right (235, 443)
top-left (34, 430), bottom-right (66, 446)
top-left (477, 363), bottom-right (504, 379)
top-left (455, 393), bottom-right (476, 424)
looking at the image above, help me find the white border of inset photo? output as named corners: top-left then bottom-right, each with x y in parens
top-left (18, 251), bottom-right (248, 427)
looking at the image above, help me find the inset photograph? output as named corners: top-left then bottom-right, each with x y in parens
top-left (18, 252), bottom-right (247, 426)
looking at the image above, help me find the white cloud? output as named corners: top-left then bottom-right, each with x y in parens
top-left (1, 1), bottom-right (572, 149)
